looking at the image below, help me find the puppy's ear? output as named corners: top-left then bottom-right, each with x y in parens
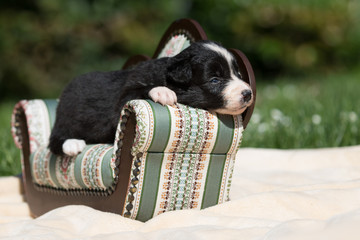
top-left (167, 51), bottom-right (192, 84)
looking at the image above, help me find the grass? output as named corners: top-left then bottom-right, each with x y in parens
top-left (0, 71), bottom-right (359, 176)
top-left (0, 100), bottom-right (21, 176)
top-left (241, 70), bottom-right (360, 148)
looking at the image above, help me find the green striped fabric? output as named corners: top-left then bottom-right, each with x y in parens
top-left (30, 144), bottom-right (114, 190)
top-left (117, 100), bottom-right (244, 221)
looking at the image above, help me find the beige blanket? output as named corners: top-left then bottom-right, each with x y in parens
top-left (1, 146), bottom-right (360, 239)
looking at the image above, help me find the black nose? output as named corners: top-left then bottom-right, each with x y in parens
top-left (241, 89), bottom-right (252, 103)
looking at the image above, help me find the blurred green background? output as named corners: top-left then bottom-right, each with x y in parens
top-left (1, 0), bottom-right (359, 100)
top-left (0, 0), bottom-right (359, 175)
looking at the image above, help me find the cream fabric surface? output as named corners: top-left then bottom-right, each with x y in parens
top-left (1, 146), bottom-right (360, 240)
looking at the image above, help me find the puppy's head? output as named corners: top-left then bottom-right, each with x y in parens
top-left (167, 41), bottom-right (253, 115)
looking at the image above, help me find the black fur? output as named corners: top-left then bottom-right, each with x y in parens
top-left (49, 40), bottom-right (243, 155)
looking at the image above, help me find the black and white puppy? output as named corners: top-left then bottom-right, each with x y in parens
top-left (49, 40), bottom-right (253, 156)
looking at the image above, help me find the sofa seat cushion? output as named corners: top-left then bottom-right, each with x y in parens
top-left (30, 144), bottom-right (114, 191)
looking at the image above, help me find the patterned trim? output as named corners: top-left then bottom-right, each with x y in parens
top-left (164, 104), bottom-right (218, 153)
top-left (112, 100), bottom-right (155, 179)
top-left (11, 100), bottom-right (53, 153)
top-left (218, 114), bottom-right (244, 203)
top-left (158, 34), bottom-right (191, 58)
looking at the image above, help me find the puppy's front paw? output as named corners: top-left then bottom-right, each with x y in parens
top-left (62, 139), bottom-right (86, 156)
top-left (149, 87), bottom-right (177, 106)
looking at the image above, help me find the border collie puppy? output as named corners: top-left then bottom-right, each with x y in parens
top-left (49, 40), bottom-right (253, 156)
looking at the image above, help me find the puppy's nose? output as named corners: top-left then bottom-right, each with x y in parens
top-left (241, 89), bottom-right (252, 103)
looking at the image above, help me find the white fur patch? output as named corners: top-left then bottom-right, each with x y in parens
top-left (62, 139), bottom-right (86, 156)
top-left (149, 86), bottom-right (177, 106)
top-left (203, 42), bottom-right (235, 68)
top-left (215, 79), bottom-right (253, 115)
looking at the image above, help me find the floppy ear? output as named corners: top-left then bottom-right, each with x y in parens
top-left (167, 51), bottom-right (192, 84)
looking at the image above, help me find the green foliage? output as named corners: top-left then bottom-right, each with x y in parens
top-left (0, 0), bottom-right (187, 100)
top-left (0, 101), bottom-right (21, 176)
top-left (1, 0), bottom-right (359, 100)
top-left (242, 70), bottom-right (360, 148)
top-left (188, 0), bottom-right (360, 76)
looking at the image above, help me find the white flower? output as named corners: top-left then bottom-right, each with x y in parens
top-left (258, 123), bottom-right (269, 133)
top-left (251, 112), bottom-right (261, 124)
top-left (312, 114), bottom-right (322, 125)
top-left (349, 111), bottom-right (358, 123)
top-left (270, 109), bottom-right (292, 126)
top-left (281, 116), bottom-right (292, 127)
top-left (271, 109), bottom-right (283, 121)
top-left (264, 85), bottom-right (280, 99)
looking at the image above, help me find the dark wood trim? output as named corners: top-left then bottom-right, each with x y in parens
top-left (229, 49), bottom-right (256, 129)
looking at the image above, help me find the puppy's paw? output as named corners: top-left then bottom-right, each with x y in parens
top-left (149, 87), bottom-right (177, 106)
top-left (62, 139), bottom-right (86, 156)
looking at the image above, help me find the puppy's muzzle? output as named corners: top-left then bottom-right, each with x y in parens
top-left (214, 86), bottom-right (253, 115)
top-left (241, 89), bottom-right (252, 103)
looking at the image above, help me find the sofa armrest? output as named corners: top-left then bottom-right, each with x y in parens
top-left (11, 99), bottom-right (58, 154)
top-left (113, 100), bottom-right (244, 220)
top-left (115, 100), bottom-right (243, 157)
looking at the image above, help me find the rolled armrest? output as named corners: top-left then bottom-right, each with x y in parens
top-left (113, 100), bottom-right (244, 220)
top-left (11, 99), bottom-right (57, 153)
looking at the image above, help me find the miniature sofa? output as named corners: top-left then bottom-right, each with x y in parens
top-left (11, 19), bottom-right (256, 222)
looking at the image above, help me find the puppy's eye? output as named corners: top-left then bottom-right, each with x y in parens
top-left (210, 78), bottom-right (220, 84)
top-left (236, 71), bottom-right (242, 78)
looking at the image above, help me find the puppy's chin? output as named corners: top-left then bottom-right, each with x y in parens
top-left (213, 105), bottom-right (248, 115)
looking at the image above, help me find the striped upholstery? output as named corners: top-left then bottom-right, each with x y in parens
top-left (29, 144), bottom-right (114, 190)
top-left (116, 100), bottom-right (243, 221)
top-left (12, 99), bottom-right (244, 221)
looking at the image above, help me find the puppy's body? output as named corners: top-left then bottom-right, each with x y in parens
top-left (49, 57), bottom-right (170, 155)
top-left (49, 41), bottom-right (253, 156)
